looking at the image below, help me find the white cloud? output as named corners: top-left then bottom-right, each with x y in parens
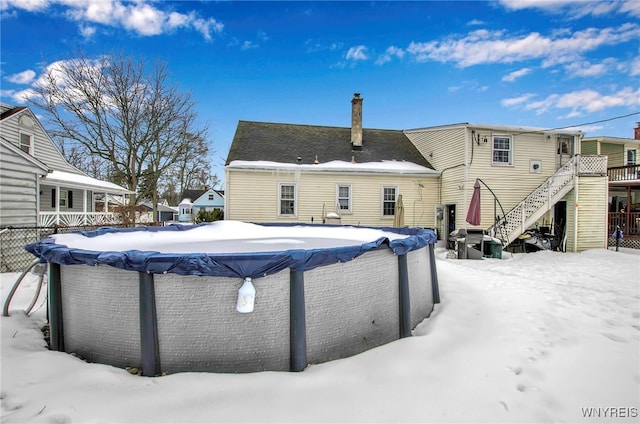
top-left (467, 19), bottom-right (485, 26)
top-left (0, 0), bottom-right (48, 12)
top-left (241, 40), bottom-right (258, 50)
top-left (501, 93), bottom-right (535, 107)
top-left (5, 69), bottom-right (36, 84)
top-left (563, 59), bottom-right (617, 78)
top-left (2, 0), bottom-right (223, 41)
top-left (405, 24), bottom-right (640, 69)
top-left (375, 46), bottom-right (404, 65)
top-left (79, 24), bottom-right (96, 38)
top-left (630, 57), bottom-right (640, 76)
top-left (10, 87), bottom-right (35, 103)
top-left (498, 0), bottom-right (639, 18)
top-left (502, 67), bottom-right (531, 82)
top-left (503, 87), bottom-right (640, 116)
top-left (346, 45), bottom-right (368, 61)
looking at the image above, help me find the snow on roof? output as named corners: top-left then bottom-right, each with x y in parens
top-left (42, 170), bottom-right (131, 194)
top-left (227, 160), bottom-right (440, 175)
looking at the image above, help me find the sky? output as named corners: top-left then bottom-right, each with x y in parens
top-left (1, 243), bottom-right (638, 423)
top-left (1, 0), bottom-right (639, 186)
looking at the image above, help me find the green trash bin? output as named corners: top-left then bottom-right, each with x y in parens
top-left (487, 240), bottom-right (503, 259)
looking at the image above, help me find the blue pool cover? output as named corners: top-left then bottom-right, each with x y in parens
top-left (25, 223), bottom-right (437, 280)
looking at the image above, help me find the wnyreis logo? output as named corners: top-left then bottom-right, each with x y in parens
top-left (581, 407), bottom-right (638, 419)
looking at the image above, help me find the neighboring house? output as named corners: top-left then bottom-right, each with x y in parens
top-left (225, 94), bottom-right (608, 252)
top-left (138, 202), bottom-right (178, 223)
top-left (581, 124), bottom-right (640, 248)
top-left (178, 187), bottom-right (224, 222)
top-left (0, 103), bottom-right (131, 228)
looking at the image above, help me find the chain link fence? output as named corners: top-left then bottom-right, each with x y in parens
top-left (0, 223), bottom-right (164, 273)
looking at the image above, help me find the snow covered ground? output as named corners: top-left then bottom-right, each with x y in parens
top-left (1, 247), bottom-right (638, 423)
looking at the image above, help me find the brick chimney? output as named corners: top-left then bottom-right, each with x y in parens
top-left (635, 122), bottom-right (640, 140)
top-left (351, 93), bottom-right (363, 150)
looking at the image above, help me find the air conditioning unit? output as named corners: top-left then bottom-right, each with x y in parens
top-left (530, 160), bottom-right (542, 173)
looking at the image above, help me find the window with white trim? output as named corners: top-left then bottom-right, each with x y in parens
top-left (279, 183), bottom-right (296, 216)
top-left (336, 184), bottom-right (352, 213)
top-left (382, 186), bottom-right (397, 217)
top-left (20, 132), bottom-right (33, 155)
top-left (59, 190), bottom-right (68, 207)
top-left (626, 148), bottom-right (638, 165)
top-left (492, 135), bottom-right (513, 165)
top-left (208, 194), bottom-right (214, 200)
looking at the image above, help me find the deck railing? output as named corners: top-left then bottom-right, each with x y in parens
top-left (608, 211), bottom-right (640, 237)
top-left (608, 164), bottom-right (640, 182)
top-left (39, 212), bottom-right (121, 227)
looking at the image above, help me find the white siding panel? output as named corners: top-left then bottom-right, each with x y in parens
top-left (576, 176), bottom-right (608, 251)
top-left (0, 143), bottom-right (41, 227)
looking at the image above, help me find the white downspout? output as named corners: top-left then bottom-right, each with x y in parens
top-left (36, 178), bottom-right (41, 227)
top-left (573, 168), bottom-right (579, 252)
top-left (225, 167), bottom-right (230, 220)
top-left (463, 128), bottom-right (470, 227)
top-left (55, 184), bottom-right (60, 225)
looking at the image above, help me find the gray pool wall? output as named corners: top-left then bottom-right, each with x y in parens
top-left (56, 246), bottom-right (436, 374)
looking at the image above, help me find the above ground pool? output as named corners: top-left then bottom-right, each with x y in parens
top-left (26, 221), bottom-right (439, 375)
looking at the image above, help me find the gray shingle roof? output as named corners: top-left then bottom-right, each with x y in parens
top-left (225, 121), bottom-right (433, 169)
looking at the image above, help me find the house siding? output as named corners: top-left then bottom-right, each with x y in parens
top-left (39, 187), bottom-right (92, 213)
top-left (563, 176), bottom-right (608, 252)
top-left (407, 126), bottom-right (569, 232)
top-left (0, 106), bottom-right (79, 174)
top-left (405, 127), bottom-right (467, 231)
top-left (465, 131), bottom-right (561, 230)
top-left (226, 168), bottom-right (439, 227)
top-left (0, 142), bottom-right (47, 227)
top-left (581, 140), bottom-right (599, 155)
top-left (576, 176), bottom-right (608, 251)
top-left (600, 143), bottom-right (624, 167)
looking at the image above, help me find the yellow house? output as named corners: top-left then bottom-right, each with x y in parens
top-left (225, 94), bottom-right (609, 252)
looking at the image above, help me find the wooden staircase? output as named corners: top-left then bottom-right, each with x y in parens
top-left (489, 156), bottom-right (578, 246)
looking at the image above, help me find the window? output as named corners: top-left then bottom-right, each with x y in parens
top-left (208, 194), bottom-right (214, 201)
top-left (20, 133), bottom-right (33, 154)
top-left (382, 186), bottom-right (397, 217)
top-left (626, 148), bottom-right (638, 165)
top-left (492, 135), bottom-right (513, 165)
top-left (59, 190), bottom-right (67, 207)
top-left (279, 183), bottom-right (296, 216)
top-left (53, 190), bottom-right (72, 208)
top-left (337, 185), bottom-right (351, 213)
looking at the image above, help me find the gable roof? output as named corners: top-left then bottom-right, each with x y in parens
top-left (226, 120), bottom-right (434, 169)
top-left (0, 105), bottom-right (27, 121)
top-left (181, 189), bottom-right (206, 202)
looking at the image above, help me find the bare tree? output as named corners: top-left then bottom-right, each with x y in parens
top-left (28, 52), bottom-right (212, 221)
